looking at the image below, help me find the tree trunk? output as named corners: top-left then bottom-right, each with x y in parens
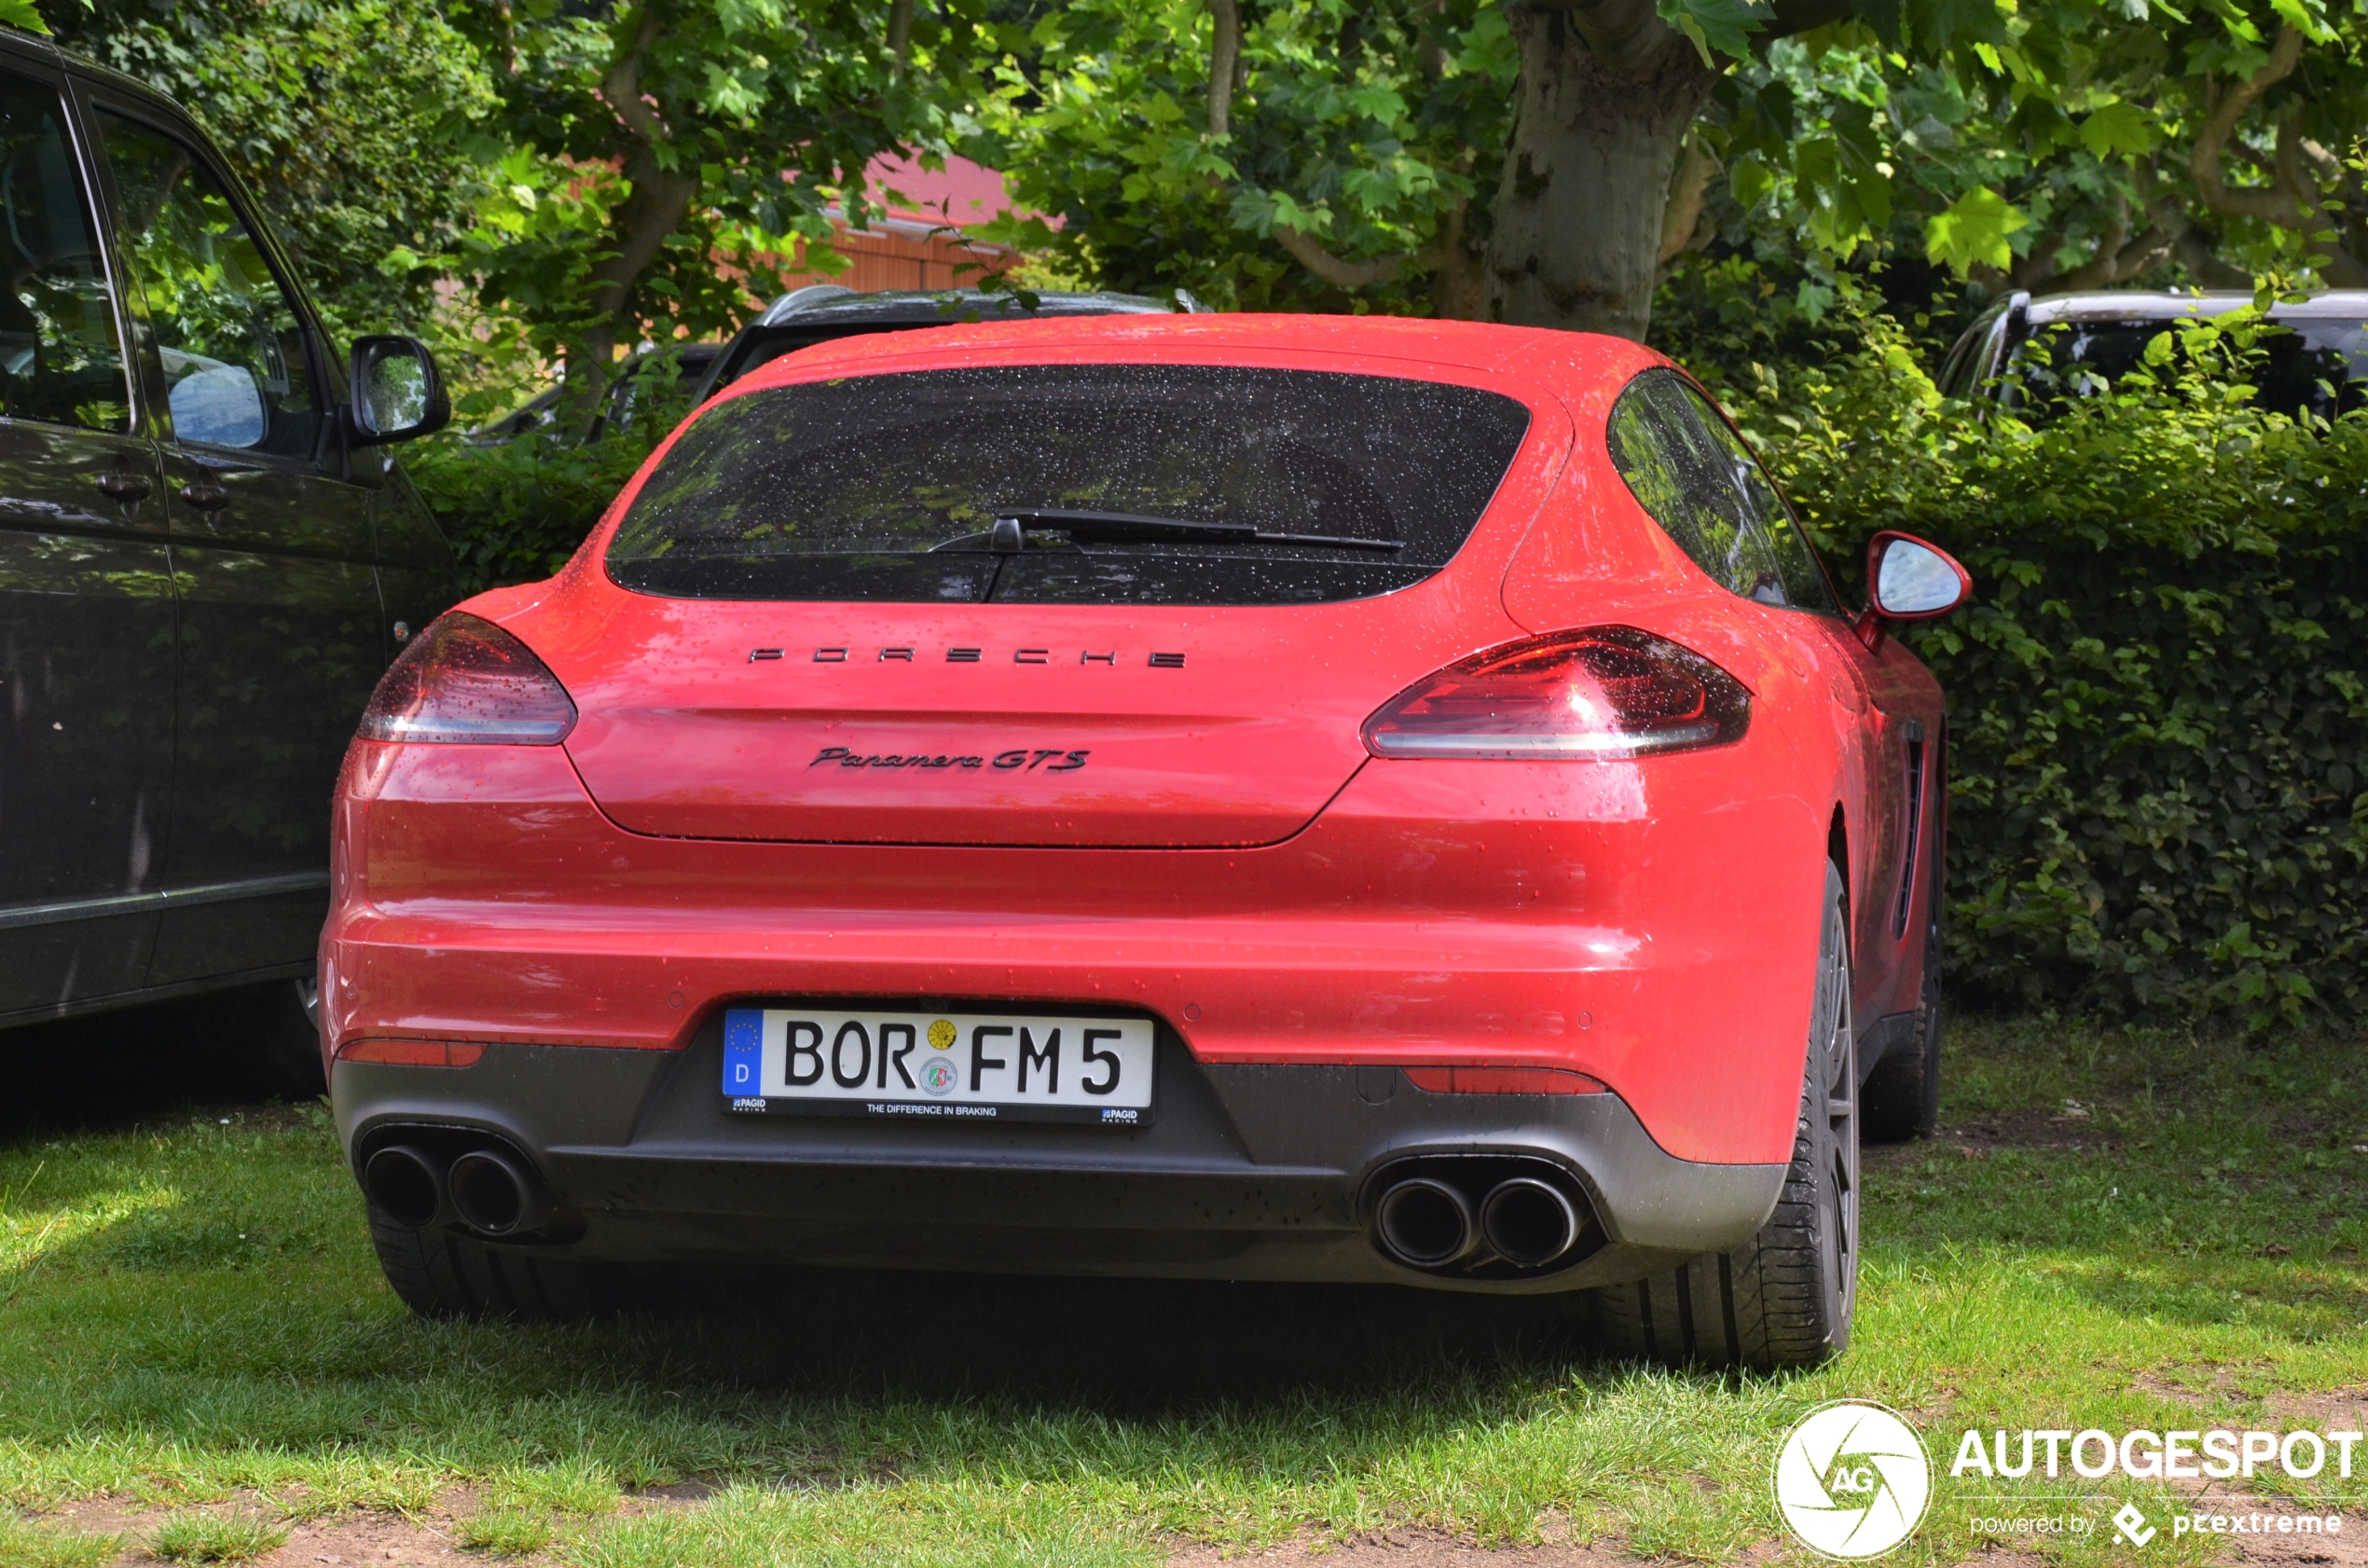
top-left (564, 154), bottom-right (698, 418)
top-left (1482, 1), bottom-right (1718, 340)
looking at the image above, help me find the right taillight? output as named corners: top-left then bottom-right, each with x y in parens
top-left (1362, 626), bottom-right (1749, 760)
top-left (357, 612), bottom-right (577, 746)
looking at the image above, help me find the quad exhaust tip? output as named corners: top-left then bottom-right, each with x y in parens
top-left (447, 1148), bottom-right (554, 1237)
top-left (1370, 1161), bottom-right (1594, 1276)
top-left (1374, 1176), bottom-right (1476, 1268)
top-left (1480, 1176), bottom-right (1579, 1268)
top-left (362, 1144), bottom-right (444, 1229)
top-left (362, 1137), bottom-right (556, 1239)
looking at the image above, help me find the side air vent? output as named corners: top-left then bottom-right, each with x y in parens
top-left (1893, 720), bottom-right (1927, 940)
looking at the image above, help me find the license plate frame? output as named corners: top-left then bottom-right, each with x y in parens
top-left (721, 1006), bottom-right (1156, 1127)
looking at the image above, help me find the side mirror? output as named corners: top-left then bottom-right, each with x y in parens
top-left (346, 335), bottom-right (451, 447)
top-left (1857, 530), bottom-right (1972, 649)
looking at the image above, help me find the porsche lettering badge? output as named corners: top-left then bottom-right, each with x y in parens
top-left (810, 746), bottom-right (1089, 772)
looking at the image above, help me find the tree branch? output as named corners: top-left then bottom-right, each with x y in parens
top-left (2191, 24), bottom-right (2314, 229)
top-left (2013, 186), bottom-right (2193, 294)
top-left (1271, 225), bottom-right (1409, 288)
top-left (888, 0), bottom-right (912, 76)
top-left (1205, 0), bottom-right (1241, 137)
top-left (599, 10), bottom-right (668, 149)
top-left (2174, 225), bottom-right (2252, 288)
top-left (1417, 0), bottom-right (1449, 77)
top-left (1658, 127), bottom-right (1719, 264)
top-left (585, 8), bottom-right (696, 343)
top-left (492, 0), bottom-right (519, 76)
top-left (1421, 199), bottom-right (1485, 317)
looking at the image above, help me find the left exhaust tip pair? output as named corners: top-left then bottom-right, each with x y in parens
top-left (363, 1140), bottom-right (554, 1238)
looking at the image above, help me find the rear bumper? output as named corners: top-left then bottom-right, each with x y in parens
top-left (325, 740), bottom-right (1829, 1166)
top-left (333, 1024), bottom-right (1785, 1294)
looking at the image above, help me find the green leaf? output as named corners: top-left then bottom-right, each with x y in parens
top-left (0, 0), bottom-right (50, 34)
top-left (1730, 158), bottom-right (1778, 209)
top-left (1656, 0), bottom-right (1775, 62)
top-left (1925, 184), bottom-right (2028, 274)
top-left (1344, 83), bottom-right (1408, 124)
top-left (2079, 102), bottom-right (2154, 158)
top-left (2266, 0), bottom-right (2335, 42)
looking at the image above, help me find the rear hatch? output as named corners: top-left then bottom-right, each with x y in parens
top-left (562, 360), bottom-right (1545, 847)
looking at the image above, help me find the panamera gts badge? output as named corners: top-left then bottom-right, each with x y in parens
top-left (746, 647), bottom-right (1185, 667)
top-left (811, 746), bottom-right (1089, 772)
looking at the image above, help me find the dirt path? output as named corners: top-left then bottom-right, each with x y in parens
top-left (31, 1493), bottom-right (2368, 1567)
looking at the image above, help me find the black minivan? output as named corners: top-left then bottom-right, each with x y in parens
top-left (0, 31), bottom-right (452, 1081)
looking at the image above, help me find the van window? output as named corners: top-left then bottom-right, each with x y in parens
top-left (2012, 316), bottom-right (2368, 420)
top-left (99, 115), bottom-right (320, 458)
top-left (0, 72), bottom-right (127, 431)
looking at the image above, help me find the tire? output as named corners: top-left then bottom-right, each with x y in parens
top-left (1587, 860), bottom-right (1859, 1369)
top-left (366, 1207), bottom-right (605, 1321)
top-left (1862, 862), bottom-right (1943, 1143)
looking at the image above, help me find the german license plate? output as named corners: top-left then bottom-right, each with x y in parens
top-left (721, 1007), bottom-right (1155, 1125)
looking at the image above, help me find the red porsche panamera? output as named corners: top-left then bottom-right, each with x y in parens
top-left (324, 315), bottom-right (1969, 1368)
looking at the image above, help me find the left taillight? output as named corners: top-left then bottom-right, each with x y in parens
top-left (1362, 626), bottom-right (1749, 761)
top-left (357, 612), bottom-right (576, 745)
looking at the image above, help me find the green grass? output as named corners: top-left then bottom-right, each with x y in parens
top-left (0, 1514), bottom-right (117, 1568)
top-left (458, 1507), bottom-right (558, 1556)
top-left (0, 1017), bottom-right (2363, 1564)
top-left (146, 1509), bottom-right (289, 1563)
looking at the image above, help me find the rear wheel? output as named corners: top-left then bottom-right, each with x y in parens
top-left (1587, 860), bottom-right (1858, 1369)
top-left (366, 1209), bottom-right (604, 1321)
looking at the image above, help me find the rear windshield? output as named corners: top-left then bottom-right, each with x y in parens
top-left (604, 364), bottom-right (1533, 604)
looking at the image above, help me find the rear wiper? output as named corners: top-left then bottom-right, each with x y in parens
top-left (989, 508), bottom-right (1404, 553)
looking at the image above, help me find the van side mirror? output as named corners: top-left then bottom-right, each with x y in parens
top-left (346, 336), bottom-right (451, 446)
top-left (1857, 531), bottom-right (1972, 649)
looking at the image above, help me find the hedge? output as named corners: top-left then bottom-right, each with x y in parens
top-left (406, 427), bottom-right (654, 598)
top-left (1710, 305), bottom-right (2368, 1029)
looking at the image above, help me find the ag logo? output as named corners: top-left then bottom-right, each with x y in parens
top-left (1773, 1400), bottom-right (1932, 1559)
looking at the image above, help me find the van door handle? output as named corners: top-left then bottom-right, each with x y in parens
top-left (177, 482), bottom-right (230, 510)
top-left (94, 472), bottom-right (151, 501)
